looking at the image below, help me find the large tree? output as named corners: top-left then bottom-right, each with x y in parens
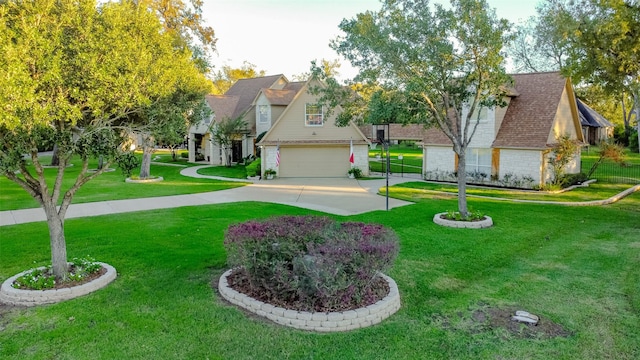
top-left (547, 0), bottom-right (640, 151)
top-left (0, 0), bottom-right (209, 280)
top-left (210, 61), bottom-right (266, 95)
top-left (326, 0), bottom-right (512, 216)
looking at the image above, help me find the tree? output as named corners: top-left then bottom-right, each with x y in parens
top-left (210, 61), bottom-right (266, 95)
top-left (0, 0), bottom-right (209, 280)
top-left (549, 134), bottom-right (580, 186)
top-left (585, 141), bottom-right (626, 178)
top-left (545, 0), bottom-right (640, 152)
top-left (211, 116), bottom-right (248, 166)
top-left (325, 0), bottom-right (512, 216)
top-left (293, 58), bottom-right (342, 81)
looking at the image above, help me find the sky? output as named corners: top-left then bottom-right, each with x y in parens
top-left (201, 0), bottom-right (542, 81)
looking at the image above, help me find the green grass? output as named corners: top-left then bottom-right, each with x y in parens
top-left (393, 181), bottom-right (636, 203)
top-left (1, 185), bottom-right (639, 358)
top-left (369, 143), bottom-right (423, 174)
top-left (196, 164), bottom-right (248, 179)
top-left (0, 155), bottom-right (245, 211)
top-left (581, 147), bottom-right (640, 184)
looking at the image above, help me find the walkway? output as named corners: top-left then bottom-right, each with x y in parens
top-left (0, 167), bottom-right (418, 227)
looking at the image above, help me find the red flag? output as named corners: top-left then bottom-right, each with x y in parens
top-left (349, 138), bottom-right (354, 165)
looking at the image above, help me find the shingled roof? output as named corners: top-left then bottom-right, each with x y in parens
top-left (578, 99), bottom-right (613, 128)
top-left (223, 74), bottom-right (285, 119)
top-left (492, 72), bottom-right (569, 149)
top-left (421, 72), bottom-right (573, 149)
top-left (205, 95), bottom-right (239, 122)
top-left (261, 81), bottom-right (305, 106)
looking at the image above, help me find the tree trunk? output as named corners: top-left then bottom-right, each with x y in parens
top-left (140, 148), bottom-right (152, 179)
top-left (457, 152), bottom-right (469, 216)
top-left (50, 144), bottom-right (60, 166)
top-left (634, 91), bottom-right (640, 153)
top-left (44, 202), bottom-right (68, 281)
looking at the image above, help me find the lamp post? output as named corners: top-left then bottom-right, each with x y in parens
top-left (374, 123), bottom-right (391, 211)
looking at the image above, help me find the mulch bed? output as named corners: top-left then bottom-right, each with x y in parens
top-left (224, 269), bottom-right (390, 313)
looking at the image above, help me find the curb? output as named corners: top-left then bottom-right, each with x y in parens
top-left (218, 269), bottom-right (401, 332)
top-left (0, 263), bottom-right (117, 306)
top-left (433, 213), bottom-right (494, 228)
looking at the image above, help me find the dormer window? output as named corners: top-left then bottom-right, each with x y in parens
top-left (305, 104), bottom-right (323, 126)
top-left (258, 105), bottom-right (269, 124)
top-left (470, 105), bottom-right (488, 122)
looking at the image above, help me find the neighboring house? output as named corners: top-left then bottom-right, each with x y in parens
top-left (258, 77), bottom-right (370, 177)
top-left (578, 99), bottom-right (614, 145)
top-left (188, 74), bottom-right (291, 164)
top-left (422, 72), bottom-right (585, 189)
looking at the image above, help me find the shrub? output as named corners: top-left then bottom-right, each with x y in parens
top-left (224, 216), bottom-right (399, 311)
top-left (180, 152), bottom-right (188, 159)
top-left (12, 256), bottom-right (102, 290)
top-left (245, 158), bottom-right (261, 177)
top-left (347, 167), bottom-right (363, 178)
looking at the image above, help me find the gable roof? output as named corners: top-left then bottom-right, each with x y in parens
top-left (259, 78), bottom-right (370, 146)
top-left (578, 99), bottom-right (614, 128)
top-left (259, 81), bottom-right (305, 106)
top-left (421, 72), bottom-right (579, 149)
top-left (205, 95), bottom-right (239, 121)
top-left (223, 74), bottom-right (286, 119)
top-left (492, 72), bottom-right (570, 149)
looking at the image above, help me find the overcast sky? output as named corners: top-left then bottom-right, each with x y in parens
top-left (201, 0), bottom-right (541, 81)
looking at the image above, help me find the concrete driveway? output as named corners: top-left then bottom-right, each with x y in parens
top-left (0, 171), bottom-right (416, 226)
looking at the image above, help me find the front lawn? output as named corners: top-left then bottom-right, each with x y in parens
top-left (1, 190), bottom-right (638, 359)
top-left (196, 164), bottom-right (248, 179)
top-left (0, 156), bottom-right (245, 211)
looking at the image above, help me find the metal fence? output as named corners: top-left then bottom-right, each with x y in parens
top-left (582, 159), bottom-right (640, 184)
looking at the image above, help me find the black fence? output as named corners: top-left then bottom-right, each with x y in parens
top-left (582, 159), bottom-right (640, 184)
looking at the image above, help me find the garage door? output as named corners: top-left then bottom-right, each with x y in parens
top-left (279, 146), bottom-right (350, 177)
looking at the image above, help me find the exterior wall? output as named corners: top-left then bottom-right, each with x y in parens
top-left (423, 146), bottom-right (456, 173)
top-left (353, 144), bottom-right (369, 175)
top-left (462, 106), bottom-right (497, 148)
top-left (499, 149), bottom-right (544, 186)
top-left (548, 87), bottom-right (579, 143)
top-left (266, 81), bottom-right (364, 142)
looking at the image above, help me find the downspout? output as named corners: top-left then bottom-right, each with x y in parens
top-left (541, 149), bottom-right (552, 187)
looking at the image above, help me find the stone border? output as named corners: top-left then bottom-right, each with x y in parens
top-left (0, 262), bottom-right (117, 306)
top-left (218, 269), bottom-right (401, 332)
top-left (433, 212), bottom-right (493, 229)
top-left (125, 176), bottom-right (164, 183)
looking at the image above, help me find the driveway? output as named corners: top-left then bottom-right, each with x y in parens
top-left (0, 169), bottom-right (416, 226)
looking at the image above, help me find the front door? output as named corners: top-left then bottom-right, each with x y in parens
top-left (231, 140), bottom-right (243, 163)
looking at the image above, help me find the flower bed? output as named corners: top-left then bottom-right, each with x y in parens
top-left (222, 215), bottom-right (401, 328)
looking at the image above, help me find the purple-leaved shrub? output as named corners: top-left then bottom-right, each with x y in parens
top-left (224, 216), bottom-right (399, 311)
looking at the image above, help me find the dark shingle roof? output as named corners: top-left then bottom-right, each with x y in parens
top-left (205, 95), bottom-right (239, 122)
top-left (578, 99), bottom-right (613, 128)
top-left (492, 72), bottom-right (568, 149)
top-left (224, 74), bottom-right (285, 118)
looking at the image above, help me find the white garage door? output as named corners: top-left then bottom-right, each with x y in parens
top-left (279, 146), bottom-right (351, 177)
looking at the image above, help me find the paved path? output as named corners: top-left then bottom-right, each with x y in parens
top-left (0, 167), bottom-right (418, 226)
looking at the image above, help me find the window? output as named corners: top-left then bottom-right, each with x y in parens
top-left (305, 104), bottom-right (323, 126)
top-left (258, 105), bottom-right (269, 124)
top-left (465, 148), bottom-right (491, 175)
top-left (470, 106), bottom-right (488, 122)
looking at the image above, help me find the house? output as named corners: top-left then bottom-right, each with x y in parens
top-left (422, 72), bottom-right (585, 189)
top-left (188, 74), bottom-right (293, 164)
top-left (359, 124), bottom-right (427, 147)
top-left (258, 77), bottom-right (370, 177)
top-left (578, 99), bottom-right (614, 145)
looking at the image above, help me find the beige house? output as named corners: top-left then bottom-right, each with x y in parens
top-left (188, 74), bottom-right (291, 164)
top-left (422, 72), bottom-right (586, 188)
top-left (258, 78), bottom-right (370, 177)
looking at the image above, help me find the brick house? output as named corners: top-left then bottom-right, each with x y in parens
top-left (422, 72), bottom-right (586, 189)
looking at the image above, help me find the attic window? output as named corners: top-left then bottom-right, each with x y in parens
top-left (305, 104), bottom-right (323, 127)
top-left (258, 105), bottom-right (269, 123)
top-left (470, 106), bottom-right (489, 122)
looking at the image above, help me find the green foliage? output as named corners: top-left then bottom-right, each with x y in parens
top-left (444, 206), bottom-right (485, 222)
top-left (264, 168), bottom-right (276, 176)
top-left (549, 134), bottom-right (580, 185)
top-left (224, 216), bottom-right (399, 311)
top-left (210, 61), bottom-right (266, 95)
top-left (211, 116), bottom-right (248, 166)
top-left (11, 256), bottom-right (101, 290)
top-left (245, 158), bottom-right (261, 177)
top-left (347, 167), bottom-right (363, 178)
top-left (116, 151), bottom-right (140, 178)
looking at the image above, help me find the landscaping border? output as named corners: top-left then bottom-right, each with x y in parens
top-left (0, 263), bottom-right (117, 306)
top-left (218, 269), bottom-right (401, 332)
top-left (433, 213), bottom-right (494, 228)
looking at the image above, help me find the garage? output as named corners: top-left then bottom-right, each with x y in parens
top-left (278, 146), bottom-right (351, 177)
